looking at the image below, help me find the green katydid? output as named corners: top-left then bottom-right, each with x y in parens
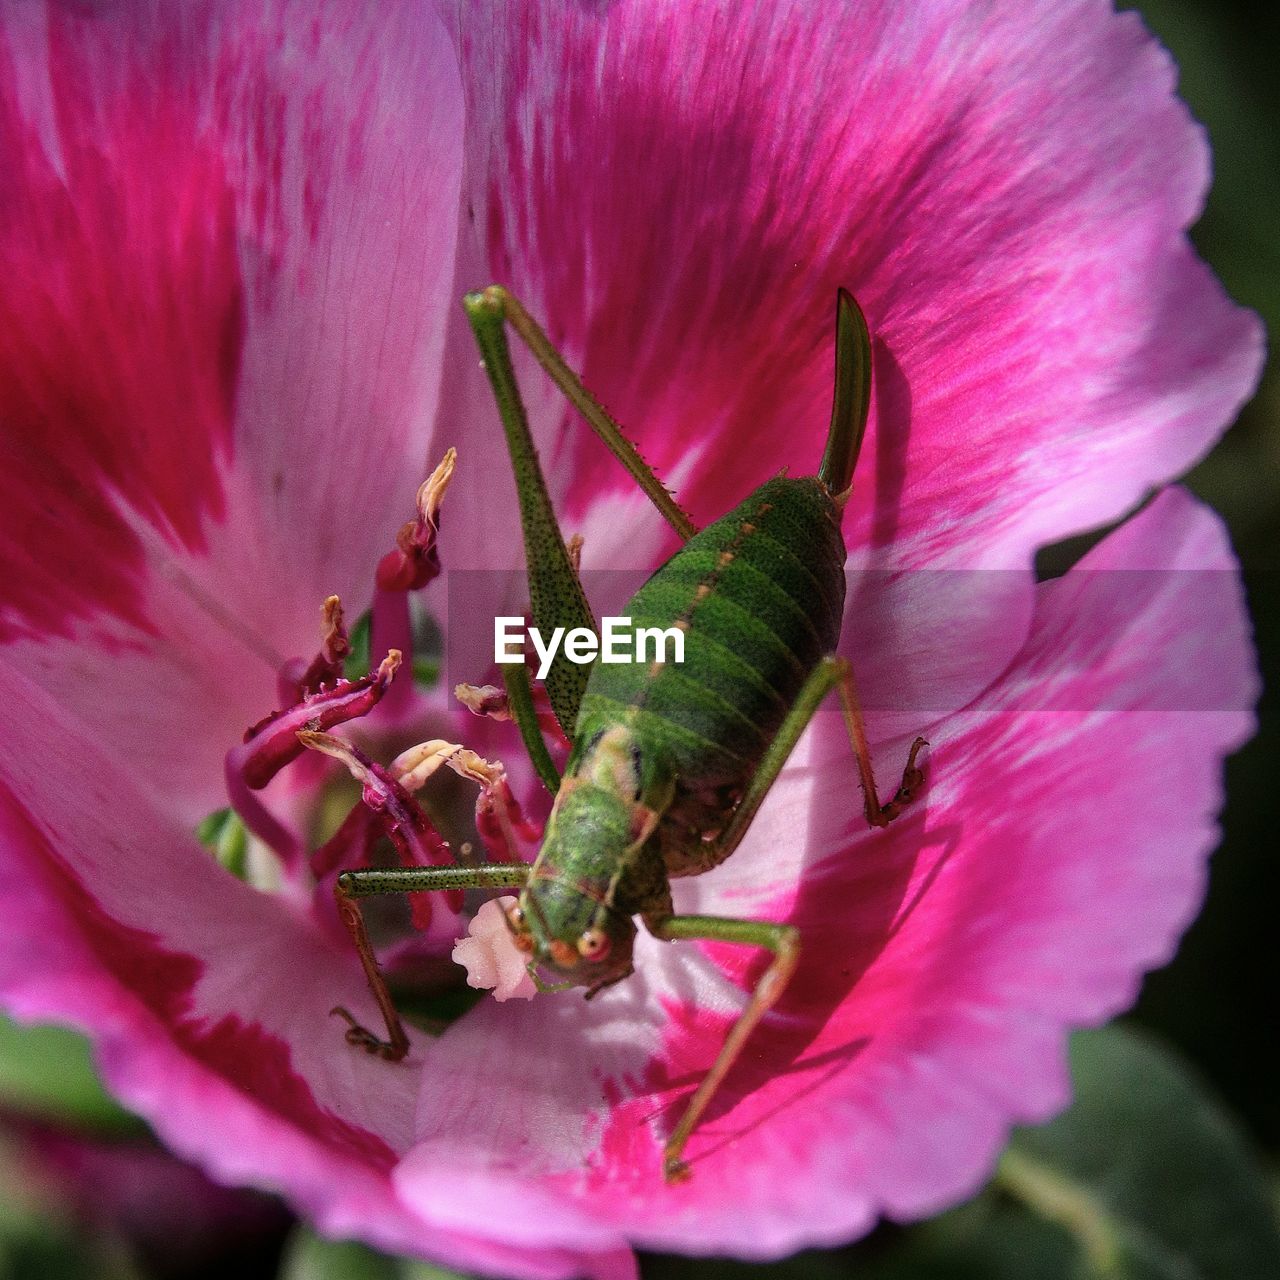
top-left (328, 285), bottom-right (926, 1182)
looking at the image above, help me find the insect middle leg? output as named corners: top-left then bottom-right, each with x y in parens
top-left (333, 864), bottom-right (529, 1060)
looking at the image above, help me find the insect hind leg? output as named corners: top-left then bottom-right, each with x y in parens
top-left (466, 286), bottom-right (696, 541)
top-left (828, 655), bottom-right (927, 827)
top-left (701, 655), bottom-right (926, 871)
top-left (644, 912), bottom-right (800, 1182)
top-left (640, 656), bottom-right (923, 1178)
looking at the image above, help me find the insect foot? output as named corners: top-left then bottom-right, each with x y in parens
top-left (663, 1149), bottom-right (693, 1185)
top-left (873, 736), bottom-right (930, 827)
top-left (330, 1003), bottom-right (408, 1061)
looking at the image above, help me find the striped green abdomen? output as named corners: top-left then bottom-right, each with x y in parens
top-left (575, 476), bottom-right (846, 787)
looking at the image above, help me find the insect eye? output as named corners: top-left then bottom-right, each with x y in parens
top-left (506, 902), bottom-right (535, 952)
top-left (577, 927), bottom-right (611, 961)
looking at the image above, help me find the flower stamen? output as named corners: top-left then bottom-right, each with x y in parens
top-left (223, 650), bottom-right (400, 881)
top-left (372, 448), bottom-right (457, 717)
top-left (298, 729), bottom-right (459, 929)
top-left (391, 739), bottom-right (542, 861)
top-left (453, 683), bottom-right (511, 720)
top-left (278, 595), bottom-right (351, 705)
top-left (375, 448), bottom-right (458, 594)
top-left (234, 651), bottom-right (402, 790)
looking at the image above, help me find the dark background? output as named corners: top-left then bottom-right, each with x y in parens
top-left (1123, 0), bottom-right (1279, 1153)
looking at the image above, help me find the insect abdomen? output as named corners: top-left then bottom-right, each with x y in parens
top-left (576, 476), bottom-right (846, 785)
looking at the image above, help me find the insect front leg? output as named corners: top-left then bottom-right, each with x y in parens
top-left (644, 913), bottom-right (800, 1183)
top-left (333, 864), bottom-right (529, 1060)
top-left (462, 290), bottom-right (596, 733)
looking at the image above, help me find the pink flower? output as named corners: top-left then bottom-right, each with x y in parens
top-left (0, 2), bottom-right (1261, 1277)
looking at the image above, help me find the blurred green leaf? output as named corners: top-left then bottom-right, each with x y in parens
top-left (995, 1024), bottom-right (1280, 1279)
top-left (412, 656), bottom-right (440, 689)
top-left (0, 1232), bottom-right (143, 1280)
top-left (279, 1227), bottom-right (473, 1280)
top-left (1129, 0), bottom-right (1280, 333)
top-left (402, 1263), bottom-right (476, 1280)
top-left (0, 1136), bottom-right (144, 1280)
top-left (701, 1024), bottom-right (1280, 1280)
top-left (0, 1017), bottom-right (141, 1137)
top-left (279, 1229), bottom-right (402, 1280)
top-left (196, 806), bottom-right (249, 879)
top-left (343, 611), bottom-right (372, 681)
top-left (639, 1248), bottom-right (853, 1280)
top-left (850, 1196), bottom-right (1078, 1280)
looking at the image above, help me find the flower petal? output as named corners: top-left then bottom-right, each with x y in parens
top-left (0, 655), bottom-right (632, 1279)
top-left (0, 1), bottom-right (464, 805)
top-left (620, 488), bottom-right (1254, 1252)
top-left (436, 0), bottom-right (1261, 740)
top-left (449, 0), bottom-right (1260, 558)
